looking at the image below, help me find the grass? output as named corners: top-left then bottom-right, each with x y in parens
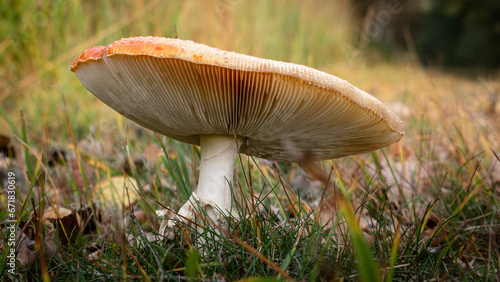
top-left (1, 0), bottom-right (499, 280)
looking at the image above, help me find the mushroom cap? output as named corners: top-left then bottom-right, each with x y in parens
top-left (71, 36), bottom-right (403, 161)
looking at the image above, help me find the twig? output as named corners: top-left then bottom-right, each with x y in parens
top-left (130, 206), bottom-right (161, 269)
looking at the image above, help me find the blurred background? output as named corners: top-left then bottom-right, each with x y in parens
top-left (0, 0), bottom-right (499, 154)
top-left (2, 1), bottom-right (500, 279)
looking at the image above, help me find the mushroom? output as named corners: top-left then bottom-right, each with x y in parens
top-left (70, 36), bottom-right (403, 228)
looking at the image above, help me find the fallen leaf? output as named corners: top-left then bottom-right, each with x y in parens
top-left (15, 228), bottom-right (59, 272)
top-left (15, 228), bottom-right (35, 252)
top-left (17, 244), bottom-right (39, 271)
top-left (43, 206), bottom-right (73, 224)
top-left (43, 206), bottom-right (81, 246)
top-left (53, 213), bottom-right (80, 247)
top-left (19, 219), bottom-right (37, 241)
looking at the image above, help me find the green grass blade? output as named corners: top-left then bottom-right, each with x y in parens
top-left (385, 224), bottom-right (401, 282)
top-left (20, 111), bottom-right (33, 182)
top-left (175, 142), bottom-right (193, 199)
top-left (339, 199), bottom-right (381, 282)
top-left (160, 153), bottom-right (191, 202)
top-left (186, 249), bottom-right (201, 281)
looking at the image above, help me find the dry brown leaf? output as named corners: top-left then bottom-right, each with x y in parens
top-left (19, 219), bottom-right (38, 241)
top-left (53, 213), bottom-right (80, 247)
top-left (17, 245), bottom-right (39, 270)
top-left (43, 206), bottom-right (81, 246)
top-left (43, 206), bottom-right (73, 226)
top-left (16, 228), bottom-right (58, 271)
top-left (15, 228), bottom-right (35, 252)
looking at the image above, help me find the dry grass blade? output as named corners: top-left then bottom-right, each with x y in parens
top-left (491, 148), bottom-right (500, 163)
top-left (13, 135), bottom-right (56, 190)
top-left (250, 156), bottom-right (291, 224)
top-left (315, 167), bottom-right (335, 225)
top-left (124, 241), bottom-right (151, 282)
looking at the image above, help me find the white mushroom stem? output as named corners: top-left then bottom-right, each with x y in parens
top-left (174, 135), bottom-right (244, 225)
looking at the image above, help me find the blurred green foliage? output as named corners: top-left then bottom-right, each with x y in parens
top-left (415, 0), bottom-right (500, 68)
top-left (352, 0), bottom-right (500, 68)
